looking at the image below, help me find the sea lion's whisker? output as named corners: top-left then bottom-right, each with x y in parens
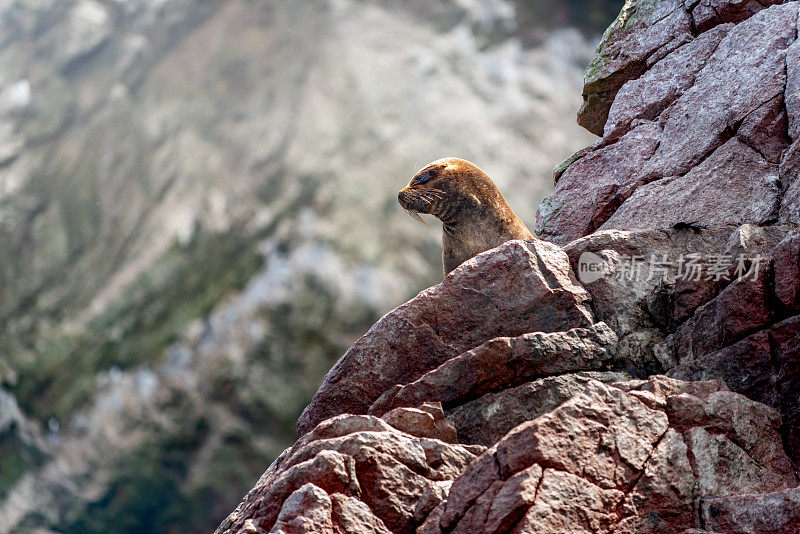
top-left (405, 209), bottom-right (426, 225)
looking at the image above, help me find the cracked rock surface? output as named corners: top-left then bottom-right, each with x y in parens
top-left (538, 0), bottom-right (800, 244)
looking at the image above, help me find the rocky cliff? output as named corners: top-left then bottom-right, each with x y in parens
top-left (218, 0), bottom-right (800, 532)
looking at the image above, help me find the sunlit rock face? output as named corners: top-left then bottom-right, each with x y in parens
top-left (0, 0), bottom-right (607, 530)
top-left (537, 0), bottom-right (800, 244)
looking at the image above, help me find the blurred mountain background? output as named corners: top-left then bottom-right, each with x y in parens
top-left (0, 0), bottom-right (620, 532)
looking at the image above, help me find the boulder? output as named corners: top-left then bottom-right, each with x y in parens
top-left (669, 315), bottom-right (800, 460)
top-left (432, 378), bottom-right (797, 534)
top-left (297, 239), bottom-right (593, 436)
top-left (538, 2), bottom-right (800, 244)
top-left (577, 0), bottom-right (692, 135)
top-left (535, 122), bottom-right (662, 244)
top-left (787, 39), bottom-right (800, 141)
top-left (700, 486), bottom-right (800, 534)
top-left (689, 0), bottom-right (785, 33)
top-left (603, 24), bottom-right (731, 140)
top-left (368, 323), bottom-right (617, 417)
top-left (215, 413), bottom-right (481, 534)
top-left (447, 371), bottom-right (629, 447)
top-left (600, 138), bottom-right (782, 232)
top-left (774, 234), bottom-right (800, 311)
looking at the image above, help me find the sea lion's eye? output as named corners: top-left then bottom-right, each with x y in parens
top-left (413, 171), bottom-right (433, 185)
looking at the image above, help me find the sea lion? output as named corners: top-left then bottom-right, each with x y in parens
top-left (398, 157), bottom-right (535, 276)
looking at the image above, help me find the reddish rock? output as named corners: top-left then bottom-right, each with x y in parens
top-left (781, 138), bottom-right (800, 188)
top-left (437, 442), bottom-right (501, 532)
top-left (564, 226), bottom-right (735, 335)
top-left (483, 464), bottom-right (542, 533)
top-left (689, 0), bottom-right (784, 33)
top-left (616, 428), bottom-right (695, 532)
top-left (416, 503), bottom-right (446, 534)
top-left (267, 486), bottom-right (396, 534)
top-left (535, 122), bottom-right (662, 244)
top-left (700, 486), bottom-right (800, 534)
top-left (637, 3), bottom-right (795, 181)
top-left (432, 377), bottom-right (797, 533)
top-left (413, 481), bottom-right (451, 526)
top-left (448, 371), bottom-right (629, 447)
top-left (603, 25), bottom-right (731, 140)
top-left (617, 377), bottom-right (797, 532)
top-left (235, 448), bottom-right (359, 531)
top-left (774, 315), bottom-right (800, 462)
top-left (215, 414), bottom-right (480, 534)
top-left (562, 226), bottom-right (756, 375)
top-left (669, 315), bottom-right (800, 461)
top-left (737, 93), bottom-right (791, 164)
top-left (723, 223), bottom-right (796, 257)
top-left (495, 381), bottom-right (668, 489)
top-left (449, 479), bottom-right (504, 534)
top-left (545, 3), bottom-right (798, 244)
top-left (577, 0), bottom-right (692, 135)
top-left (330, 493), bottom-right (392, 534)
top-left (511, 469), bottom-right (623, 533)
top-left (438, 380), bottom-right (667, 532)
top-left (380, 404), bottom-right (457, 444)
top-left (688, 426), bottom-right (791, 495)
top-left (670, 330), bottom-right (779, 405)
top-left (686, 273), bottom-right (773, 356)
top-left (773, 234), bottom-right (800, 311)
top-left (780, 140), bottom-right (800, 224)
top-left (601, 138), bottom-right (781, 232)
top-left (669, 223), bottom-right (795, 324)
top-left (367, 323), bottom-right (617, 417)
top-left (784, 32), bottom-right (800, 140)
top-left (782, 178), bottom-right (800, 225)
top-left (269, 483), bottom-right (335, 534)
top-left (296, 239), bottom-right (593, 436)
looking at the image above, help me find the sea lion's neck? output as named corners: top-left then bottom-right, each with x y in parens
top-left (437, 202), bottom-right (463, 227)
top-left (439, 198), bottom-right (533, 275)
top-left (439, 197), bottom-right (509, 232)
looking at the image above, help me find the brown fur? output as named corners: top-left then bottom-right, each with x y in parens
top-left (398, 157), bottom-right (534, 276)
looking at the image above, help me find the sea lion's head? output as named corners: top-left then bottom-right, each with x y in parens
top-left (398, 157), bottom-right (534, 275)
top-left (397, 157), bottom-right (500, 225)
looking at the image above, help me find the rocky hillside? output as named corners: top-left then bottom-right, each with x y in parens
top-left (218, 0), bottom-right (800, 532)
top-left (0, 0), bottom-right (622, 532)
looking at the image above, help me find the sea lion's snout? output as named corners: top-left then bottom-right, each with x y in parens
top-left (398, 187), bottom-right (428, 213)
top-left (398, 187), bottom-right (427, 223)
top-left (397, 188), bottom-right (410, 209)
